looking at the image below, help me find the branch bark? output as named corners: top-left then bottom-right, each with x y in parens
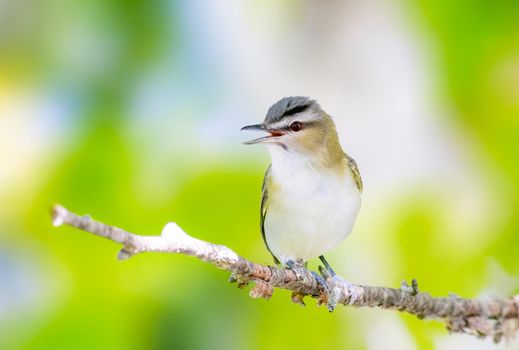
top-left (51, 204), bottom-right (519, 342)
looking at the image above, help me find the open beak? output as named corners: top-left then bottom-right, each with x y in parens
top-left (241, 124), bottom-right (285, 145)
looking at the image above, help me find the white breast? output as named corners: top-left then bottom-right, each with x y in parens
top-left (264, 146), bottom-right (361, 265)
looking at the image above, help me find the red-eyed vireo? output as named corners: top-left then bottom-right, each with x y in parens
top-left (242, 96), bottom-right (362, 276)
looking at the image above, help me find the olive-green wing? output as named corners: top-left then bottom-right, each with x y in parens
top-left (345, 153), bottom-right (363, 192)
top-left (260, 165), bottom-right (280, 264)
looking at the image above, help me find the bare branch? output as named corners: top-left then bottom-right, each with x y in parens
top-left (51, 204), bottom-right (519, 342)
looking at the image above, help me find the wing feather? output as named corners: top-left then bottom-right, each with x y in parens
top-left (260, 165), bottom-right (280, 264)
top-left (345, 153), bottom-right (363, 192)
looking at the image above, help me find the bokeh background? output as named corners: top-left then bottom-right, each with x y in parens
top-left (1, 0), bottom-right (519, 349)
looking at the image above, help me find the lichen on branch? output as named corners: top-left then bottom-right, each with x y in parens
top-left (51, 204), bottom-right (519, 343)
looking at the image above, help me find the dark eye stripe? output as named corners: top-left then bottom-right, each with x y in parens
top-left (280, 120), bottom-right (318, 131)
top-left (282, 104), bottom-right (310, 117)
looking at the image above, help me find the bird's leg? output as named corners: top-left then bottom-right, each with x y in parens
top-left (317, 265), bottom-right (360, 312)
top-left (319, 255), bottom-right (336, 277)
top-left (285, 259), bottom-right (329, 298)
top-left (285, 259), bottom-right (297, 270)
top-left (311, 271), bottom-right (329, 294)
top-left (284, 259), bottom-right (307, 278)
top-left (284, 259), bottom-right (312, 306)
top-left (317, 256), bottom-right (361, 311)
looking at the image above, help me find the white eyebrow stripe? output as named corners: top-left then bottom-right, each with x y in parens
top-left (268, 113), bottom-right (318, 130)
top-left (269, 120), bottom-right (289, 130)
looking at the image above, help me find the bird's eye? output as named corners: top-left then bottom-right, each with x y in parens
top-left (289, 121), bottom-right (303, 132)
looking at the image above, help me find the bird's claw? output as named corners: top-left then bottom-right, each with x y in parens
top-left (285, 259), bottom-right (296, 270)
top-left (316, 274), bottom-right (359, 312)
top-left (311, 271), bottom-right (329, 294)
top-left (284, 259), bottom-right (307, 280)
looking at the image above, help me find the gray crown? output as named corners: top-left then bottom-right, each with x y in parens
top-left (265, 96), bottom-right (317, 124)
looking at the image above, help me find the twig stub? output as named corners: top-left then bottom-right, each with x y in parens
top-left (51, 204), bottom-right (519, 342)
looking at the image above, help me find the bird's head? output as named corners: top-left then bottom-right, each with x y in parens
top-left (242, 97), bottom-right (343, 161)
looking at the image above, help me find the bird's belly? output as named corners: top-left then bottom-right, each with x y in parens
top-left (264, 183), bottom-right (360, 265)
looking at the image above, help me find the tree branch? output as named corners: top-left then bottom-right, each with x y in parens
top-left (51, 204), bottom-right (519, 342)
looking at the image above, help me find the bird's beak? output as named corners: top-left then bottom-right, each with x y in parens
top-left (241, 124), bottom-right (285, 145)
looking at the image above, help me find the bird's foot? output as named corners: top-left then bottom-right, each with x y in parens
top-left (284, 259), bottom-right (307, 278)
top-left (313, 275), bottom-right (340, 312)
top-left (285, 259), bottom-right (305, 270)
top-left (285, 259), bottom-right (326, 306)
top-left (318, 255), bottom-right (336, 277)
top-left (316, 267), bottom-right (359, 312)
top-left (285, 259), bottom-right (295, 269)
top-left (311, 271), bottom-right (329, 294)
top-left (284, 259), bottom-right (353, 312)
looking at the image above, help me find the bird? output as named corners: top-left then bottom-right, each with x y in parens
top-left (241, 96), bottom-right (362, 276)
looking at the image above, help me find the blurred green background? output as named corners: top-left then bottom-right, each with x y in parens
top-left (1, 0), bottom-right (519, 349)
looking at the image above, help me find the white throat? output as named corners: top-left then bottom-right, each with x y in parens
top-left (268, 145), bottom-right (317, 184)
